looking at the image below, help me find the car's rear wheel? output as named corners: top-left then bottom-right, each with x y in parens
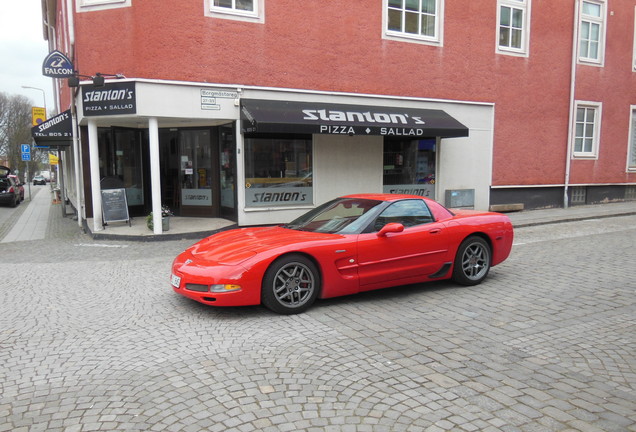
top-left (262, 254), bottom-right (320, 314)
top-left (452, 236), bottom-right (491, 286)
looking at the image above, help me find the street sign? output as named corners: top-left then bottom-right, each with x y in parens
top-left (21, 144), bottom-right (31, 161)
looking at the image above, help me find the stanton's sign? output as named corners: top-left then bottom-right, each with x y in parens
top-left (31, 110), bottom-right (73, 147)
top-left (82, 82), bottom-right (137, 116)
top-left (42, 51), bottom-right (75, 78)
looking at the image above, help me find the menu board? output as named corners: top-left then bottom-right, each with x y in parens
top-left (101, 188), bottom-right (130, 226)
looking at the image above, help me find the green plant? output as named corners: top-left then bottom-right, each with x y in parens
top-left (146, 206), bottom-right (173, 230)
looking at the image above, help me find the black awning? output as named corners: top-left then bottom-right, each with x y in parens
top-left (31, 109), bottom-right (73, 147)
top-left (241, 99), bottom-right (469, 138)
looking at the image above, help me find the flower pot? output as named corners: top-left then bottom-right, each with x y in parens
top-left (162, 216), bottom-right (170, 231)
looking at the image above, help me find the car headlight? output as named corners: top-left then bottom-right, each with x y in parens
top-left (209, 284), bottom-right (241, 293)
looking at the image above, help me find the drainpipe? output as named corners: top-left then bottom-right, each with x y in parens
top-left (564, 0), bottom-right (580, 209)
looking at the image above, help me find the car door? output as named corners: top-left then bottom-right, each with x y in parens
top-left (356, 199), bottom-right (449, 289)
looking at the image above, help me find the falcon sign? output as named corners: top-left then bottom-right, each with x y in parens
top-left (42, 51), bottom-right (75, 78)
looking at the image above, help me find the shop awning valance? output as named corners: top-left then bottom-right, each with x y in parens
top-left (31, 109), bottom-right (73, 147)
top-left (241, 99), bottom-right (469, 138)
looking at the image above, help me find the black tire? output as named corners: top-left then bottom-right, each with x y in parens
top-left (261, 254), bottom-right (320, 314)
top-left (452, 236), bottom-right (491, 286)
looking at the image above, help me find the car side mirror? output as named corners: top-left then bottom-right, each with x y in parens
top-left (377, 223), bottom-right (404, 237)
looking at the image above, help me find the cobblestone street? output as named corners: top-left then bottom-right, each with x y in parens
top-left (1, 212), bottom-right (635, 431)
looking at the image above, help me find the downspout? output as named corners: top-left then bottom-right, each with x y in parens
top-left (65, 0), bottom-right (83, 227)
top-left (564, 0), bottom-right (580, 209)
top-left (41, 0), bottom-right (59, 115)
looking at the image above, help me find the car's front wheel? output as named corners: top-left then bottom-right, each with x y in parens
top-left (261, 254), bottom-right (320, 314)
top-left (452, 236), bottom-right (491, 286)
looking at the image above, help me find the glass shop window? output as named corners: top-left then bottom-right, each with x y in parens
top-left (383, 138), bottom-right (436, 198)
top-left (244, 137), bottom-right (313, 207)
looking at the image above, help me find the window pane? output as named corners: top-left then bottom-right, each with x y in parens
top-left (586, 108), bottom-right (595, 122)
top-left (405, 11), bottom-right (419, 34)
top-left (576, 108), bottom-right (585, 122)
top-left (574, 137), bottom-right (583, 153)
top-left (512, 9), bottom-right (523, 28)
top-left (244, 137), bottom-right (313, 207)
top-left (582, 1), bottom-right (601, 17)
top-left (576, 122), bottom-right (585, 138)
top-left (580, 21), bottom-right (590, 39)
top-left (405, 0), bottom-right (419, 12)
top-left (388, 0), bottom-right (402, 7)
top-left (421, 14), bottom-right (435, 36)
top-left (214, 0), bottom-right (232, 7)
top-left (421, 0), bottom-right (436, 14)
top-left (499, 27), bottom-right (511, 46)
top-left (500, 6), bottom-right (511, 26)
top-left (511, 29), bottom-right (522, 48)
top-left (388, 9), bottom-right (402, 31)
top-left (584, 138), bottom-right (593, 153)
top-left (236, 0), bottom-right (254, 11)
top-left (590, 23), bottom-right (600, 41)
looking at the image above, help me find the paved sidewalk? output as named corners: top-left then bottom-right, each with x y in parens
top-left (2, 189), bottom-right (635, 242)
top-left (0, 186), bottom-right (52, 243)
top-left (507, 200), bottom-right (636, 227)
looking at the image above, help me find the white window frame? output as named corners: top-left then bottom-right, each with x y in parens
top-left (572, 101), bottom-right (602, 159)
top-left (627, 106), bottom-right (636, 172)
top-left (77, 0), bottom-right (130, 12)
top-left (206, 0), bottom-right (264, 23)
top-left (383, 0), bottom-right (444, 47)
top-left (496, 0), bottom-right (531, 57)
top-left (577, 0), bottom-right (607, 66)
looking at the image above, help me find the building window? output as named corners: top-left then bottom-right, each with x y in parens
top-left (570, 186), bottom-right (587, 204)
top-left (77, 0), bottom-right (130, 11)
top-left (578, 0), bottom-right (606, 65)
top-left (244, 137), bottom-right (313, 207)
top-left (384, 0), bottom-right (444, 45)
top-left (572, 102), bottom-right (601, 158)
top-left (383, 138), bottom-right (436, 199)
top-left (497, 0), bottom-right (530, 56)
top-left (206, 0), bottom-right (264, 23)
top-left (628, 107), bottom-right (636, 171)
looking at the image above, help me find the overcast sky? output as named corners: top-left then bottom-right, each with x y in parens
top-left (0, 0), bottom-right (55, 111)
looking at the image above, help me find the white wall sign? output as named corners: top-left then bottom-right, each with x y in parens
top-left (182, 189), bottom-right (212, 206)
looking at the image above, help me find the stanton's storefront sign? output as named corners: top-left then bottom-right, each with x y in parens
top-left (240, 99), bottom-right (469, 138)
top-left (42, 51), bottom-right (75, 78)
top-left (245, 186), bottom-right (312, 207)
top-left (82, 82), bottom-right (137, 116)
top-left (31, 110), bottom-right (73, 147)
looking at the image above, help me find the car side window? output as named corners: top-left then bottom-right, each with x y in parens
top-left (373, 199), bottom-right (434, 231)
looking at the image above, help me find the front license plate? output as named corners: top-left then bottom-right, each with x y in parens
top-left (171, 274), bottom-right (181, 289)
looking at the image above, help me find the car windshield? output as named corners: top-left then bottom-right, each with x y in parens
top-left (285, 198), bottom-right (384, 234)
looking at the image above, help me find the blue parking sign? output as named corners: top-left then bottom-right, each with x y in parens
top-left (22, 153), bottom-right (31, 161)
top-left (21, 144), bottom-right (30, 153)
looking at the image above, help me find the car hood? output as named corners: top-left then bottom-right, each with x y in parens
top-left (186, 226), bottom-right (339, 265)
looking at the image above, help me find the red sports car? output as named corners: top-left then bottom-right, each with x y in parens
top-left (171, 194), bottom-right (514, 314)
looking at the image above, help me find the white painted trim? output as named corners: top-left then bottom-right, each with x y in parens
top-left (495, 0), bottom-right (531, 57)
top-left (576, 0), bottom-right (607, 67)
top-left (382, 0), bottom-right (444, 47)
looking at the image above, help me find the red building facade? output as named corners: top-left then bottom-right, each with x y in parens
top-left (42, 0), bottom-right (636, 231)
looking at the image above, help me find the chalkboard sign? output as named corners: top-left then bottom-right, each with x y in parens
top-left (101, 188), bottom-right (131, 226)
